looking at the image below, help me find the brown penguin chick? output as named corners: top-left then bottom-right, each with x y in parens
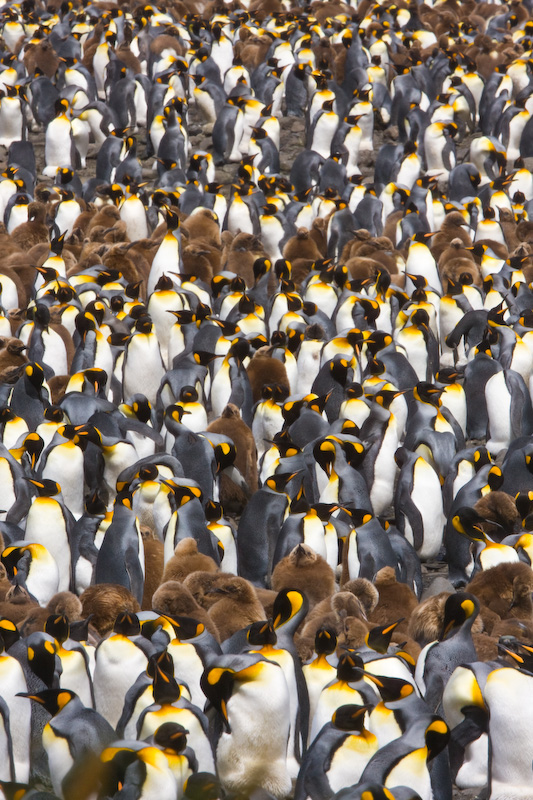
top-left (345, 256), bottom-right (383, 282)
top-left (309, 217), bottom-right (328, 257)
top-left (368, 567), bottom-right (419, 634)
top-left (23, 39), bottom-right (61, 77)
top-left (234, 34), bottom-right (273, 69)
top-left (439, 257), bottom-right (483, 288)
top-left (271, 544), bottom-right (336, 609)
top-left (408, 591), bottom-right (485, 646)
top-left (115, 43), bottom-right (143, 75)
top-left (182, 244), bottom-right (214, 283)
top-left (437, 238), bottom-right (477, 270)
top-left (246, 347), bottom-right (290, 404)
top-left (141, 531), bottom-right (164, 611)
top-left (206, 576), bottom-right (265, 641)
top-left (87, 205), bottom-right (122, 234)
top-left (181, 208), bottom-right (221, 248)
top-left (101, 249), bottom-right (140, 284)
top-left (491, 617), bottom-right (533, 644)
top-left (283, 229), bottom-right (324, 263)
top-left (10, 202), bottom-right (49, 250)
top-left (466, 562), bottom-right (533, 620)
top-left (337, 615), bottom-right (371, 652)
top-left (473, 491), bottom-right (520, 538)
top-left (0, 337), bottom-right (27, 373)
top-left (0, 560), bottom-right (13, 601)
top-left (149, 33), bottom-right (185, 59)
top-left (151, 581), bottom-right (220, 640)
top-left (47, 591), bottom-right (83, 620)
top-left (516, 219), bottom-right (533, 244)
top-left (206, 403), bottom-right (259, 494)
top-left (80, 584), bottom-right (140, 637)
top-left (298, 591), bottom-right (368, 642)
top-left (341, 578), bottom-right (380, 617)
top-left (472, 631), bottom-right (499, 662)
top-left (430, 211), bottom-right (474, 260)
top-left (0, 585), bottom-right (39, 625)
top-left (183, 571), bottom-right (237, 610)
top-left (222, 232), bottom-right (266, 287)
top-left (47, 375), bottom-right (70, 405)
top-left (161, 538), bottom-right (219, 584)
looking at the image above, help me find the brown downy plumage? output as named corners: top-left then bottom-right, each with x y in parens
top-left (369, 566), bottom-right (419, 634)
top-left (162, 538), bottom-right (219, 584)
top-left (80, 584), bottom-right (140, 637)
top-left (151, 580), bottom-right (220, 640)
top-left (206, 576), bottom-right (265, 641)
top-left (141, 531), bottom-right (164, 611)
top-left (246, 347), bottom-right (290, 404)
top-left (206, 403), bottom-right (259, 494)
top-left (183, 570), bottom-right (237, 610)
top-left (466, 562), bottom-right (533, 620)
top-left (271, 544), bottom-right (336, 609)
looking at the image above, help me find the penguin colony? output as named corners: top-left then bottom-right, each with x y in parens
top-left (2, 0), bottom-right (533, 798)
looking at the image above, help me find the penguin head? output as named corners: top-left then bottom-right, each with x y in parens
top-left (365, 619), bottom-right (405, 654)
top-left (272, 588), bottom-right (308, 630)
top-left (18, 688), bottom-right (76, 716)
top-left (26, 632), bottom-right (60, 687)
top-left (25, 478), bottom-right (61, 497)
top-left (113, 610), bottom-right (141, 637)
top-left (336, 651), bottom-right (365, 682)
top-left (0, 619), bottom-right (19, 650)
top-left (332, 703), bottom-right (372, 732)
top-left (153, 722), bottom-right (189, 754)
top-left (44, 614), bottom-right (70, 644)
top-left (247, 619), bottom-right (277, 647)
top-left (439, 592), bottom-right (479, 640)
top-left (183, 773), bottom-right (221, 800)
top-left (413, 382), bottom-right (443, 406)
top-left (314, 625), bottom-right (337, 655)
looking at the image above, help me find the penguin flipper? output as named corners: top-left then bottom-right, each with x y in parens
top-left (397, 492), bottom-right (425, 552)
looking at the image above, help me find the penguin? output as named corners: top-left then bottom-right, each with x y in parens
top-left (295, 704), bottom-right (378, 800)
top-left (93, 490), bottom-right (145, 606)
top-left (394, 448), bottom-right (446, 562)
top-left (415, 593), bottom-right (479, 714)
top-left (92, 611), bottom-right (152, 729)
top-left (0, 630), bottom-right (31, 783)
top-left (21, 689), bottom-right (115, 800)
top-left (43, 99), bottom-right (78, 178)
top-left (24, 479), bottom-right (75, 594)
top-left (200, 653), bottom-right (292, 799)
top-left (1, 542), bottom-right (59, 607)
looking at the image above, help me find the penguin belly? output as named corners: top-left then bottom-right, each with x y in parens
top-left (0, 655), bottom-right (30, 782)
top-left (42, 724), bottom-right (73, 798)
top-left (485, 371), bottom-right (511, 453)
top-left (25, 500), bottom-right (71, 592)
top-left (44, 118), bottom-right (73, 177)
top-left (327, 732), bottom-right (379, 794)
top-left (385, 747), bottom-right (432, 800)
top-left (403, 458), bottom-right (445, 561)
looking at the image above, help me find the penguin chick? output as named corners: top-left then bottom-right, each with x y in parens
top-left (473, 492), bottom-right (520, 538)
top-left (246, 348), bottom-right (290, 404)
top-left (466, 562), bottom-right (533, 620)
top-left (162, 538), bottom-right (219, 584)
top-left (408, 591), bottom-right (484, 646)
top-left (408, 592), bottom-right (450, 647)
top-left (271, 543), bottom-right (336, 608)
top-left (207, 403), bottom-right (258, 495)
top-left (183, 571), bottom-right (237, 610)
top-left (0, 585), bottom-right (39, 625)
top-left (369, 567), bottom-right (418, 634)
top-left (206, 576), bottom-right (265, 641)
top-left (298, 591), bottom-right (369, 651)
top-left (341, 579), bottom-right (380, 616)
top-left (80, 583), bottom-right (141, 636)
top-left (151, 580), bottom-right (220, 640)
top-left (142, 530), bottom-right (164, 611)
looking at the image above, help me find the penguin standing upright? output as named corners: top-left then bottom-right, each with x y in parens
top-left (94, 490), bottom-right (145, 606)
top-left (201, 653), bottom-right (292, 799)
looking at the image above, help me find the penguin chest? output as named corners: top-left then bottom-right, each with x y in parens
top-left (45, 117), bottom-right (73, 171)
top-left (43, 723), bottom-right (73, 797)
top-left (385, 746), bottom-right (432, 800)
top-left (0, 98), bottom-right (22, 146)
top-left (328, 732), bottom-right (379, 792)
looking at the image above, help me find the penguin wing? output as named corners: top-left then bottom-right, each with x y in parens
top-left (294, 728), bottom-right (339, 800)
top-left (396, 482), bottom-right (425, 552)
top-left (124, 542), bottom-right (145, 606)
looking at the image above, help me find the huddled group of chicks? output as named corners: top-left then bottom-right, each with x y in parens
top-left (1, 0), bottom-right (533, 796)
